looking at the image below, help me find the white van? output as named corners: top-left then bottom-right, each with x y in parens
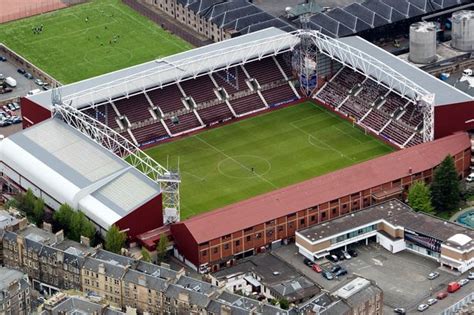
top-left (5, 77), bottom-right (17, 87)
top-left (27, 89), bottom-right (41, 96)
top-left (466, 173), bottom-right (474, 182)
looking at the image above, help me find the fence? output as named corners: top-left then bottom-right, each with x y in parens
top-left (122, 0), bottom-right (211, 47)
top-left (0, 0), bottom-right (87, 24)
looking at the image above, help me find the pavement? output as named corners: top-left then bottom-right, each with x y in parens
top-left (0, 59), bottom-right (39, 102)
top-left (273, 242), bottom-right (473, 314)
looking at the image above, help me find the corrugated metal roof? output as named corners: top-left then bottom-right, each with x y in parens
top-left (178, 132), bottom-right (470, 244)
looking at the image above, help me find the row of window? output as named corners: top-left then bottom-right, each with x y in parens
top-left (331, 224), bottom-right (378, 244)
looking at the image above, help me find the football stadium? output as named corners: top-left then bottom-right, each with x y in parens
top-left (2, 17), bottom-right (473, 274)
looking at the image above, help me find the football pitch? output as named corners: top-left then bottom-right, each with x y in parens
top-left (146, 102), bottom-right (394, 219)
top-left (0, 0), bottom-right (192, 83)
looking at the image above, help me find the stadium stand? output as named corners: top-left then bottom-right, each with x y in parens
top-left (197, 103), bottom-right (234, 125)
top-left (165, 112), bottom-right (202, 135)
top-left (315, 66), bottom-right (425, 147)
top-left (229, 93), bottom-right (266, 116)
top-left (244, 57), bottom-right (284, 84)
top-left (113, 93), bottom-right (152, 124)
top-left (180, 75), bottom-right (218, 104)
top-left (213, 67), bottom-right (248, 94)
top-left (147, 85), bottom-right (186, 114)
top-left (261, 84), bottom-right (297, 106)
top-left (131, 121), bottom-right (169, 144)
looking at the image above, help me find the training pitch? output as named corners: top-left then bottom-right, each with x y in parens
top-left (0, 0), bottom-right (192, 83)
top-left (146, 102), bottom-right (394, 219)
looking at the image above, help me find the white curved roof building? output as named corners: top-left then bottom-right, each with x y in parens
top-left (0, 118), bottom-right (163, 236)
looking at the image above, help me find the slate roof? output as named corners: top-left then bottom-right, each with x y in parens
top-left (308, 0), bottom-right (470, 37)
top-left (165, 284), bottom-right (213, 307)
top-left (122, 269), bottom-right (168, 292)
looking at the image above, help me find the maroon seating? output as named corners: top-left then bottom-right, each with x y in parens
top-left (381, 121), bottom-right (413, 146)
top-left (213, 67), bottom-right (248, 94)
top-left (406, 133), bottom-right (423, 147)
top-left (180, 76), bottom-right (218, 105)
top-left (132, 122), bottom-right (168, 145)
top-left (399, 102), bottom-right (423, 127)
top-left (147, 85), bottom-right (185, 114)
top-left (275, 55), bottom-right (292, 78)
top-left (244, 58), bottom-right (283, 85)
top-left (380, 92), bottom-right (406, 116)
top-left (83, 103), bottom-right (119, 129)
top-left (361, 109), bottom-right (389, 132)
top-left (113, 93), bottom-right (152, 124)
top-left (261, 84), bottom-right (296, 106)
top-left (229, 93), bottom-right (265, 115)
top-left (197, 103), bottom-right (233, 125)
top-left (165, 112), bottom-right (202, 134)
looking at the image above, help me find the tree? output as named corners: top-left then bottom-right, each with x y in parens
top-left (407, 181), bottom-right (433, 214)
top-left (279, 298), bottom-right (290, 310)
top-left (32, 198), bottom-right (45, 225)
top-left (17, 189), bottom-right (35, 215)
top-left (53, 204), bottom-right (75, 233)
top-left (431, 155), bottom-right (461, 213)
top-left (141, 248), bottom-right (152, 262)
top-left (105, 225), bottom-right (126, 254)
top-left (157, 234), bottom-right (169, 262)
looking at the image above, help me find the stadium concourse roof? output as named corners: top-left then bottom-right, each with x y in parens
top-left (28, 27), bottom-right (298, 110)
top-left (0, 118), bottom-right (160, 230)
top-left (178, 132), bottom-right (470, 244)
top-left (337, 36), bottom-right (473, 106)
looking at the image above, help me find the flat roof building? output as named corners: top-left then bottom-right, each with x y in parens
top-left (296, 199), bottom-right (474, 273)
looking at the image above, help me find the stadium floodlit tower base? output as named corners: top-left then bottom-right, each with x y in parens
top-left (51, 88), bottom-right (181, 224)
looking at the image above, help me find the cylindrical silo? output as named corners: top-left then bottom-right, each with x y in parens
top-left (451, 10), bottom-right (474, 51)
top-left (409, 21), bottom-right (437, 64)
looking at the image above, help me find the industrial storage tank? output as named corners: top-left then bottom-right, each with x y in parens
top-left (409, 21), bottom-right (437, 64)
top-left (451, 10), bottom-right (474, 51)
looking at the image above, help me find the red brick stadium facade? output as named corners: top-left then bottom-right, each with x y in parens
top-left (171, 133), bottom-right (471, 272)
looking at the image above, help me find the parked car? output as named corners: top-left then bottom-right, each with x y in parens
top-left (304, 258), bottom-right (314, 267)
top-left (11, 102), bottom-right (20, 110)
top-left (7, 103), bottom-right (15, 111)
top-left (393, 307), bottom-right (406, 314)
top-left (34, 78), bottom-right (44, 86)
top-left (427, 298), bottom-right (437, 306)
top-left (326, 254), bottom-right (338, 262)
top-left (436, 291), bottom-right (448, 300)
top-left (468, 272), bottom-right (474, 280)
top-left (347, 249), bottom-right (358, 257)
top-left (17, 68), bottom-right (26, 75)
top-left (417, 304), bottom-right (429, 312)
top-left (427, 272), bottom-right (440, 280)
top-left (0, 87), bottom-right (12, 94)
top-left (342, 250), bottom-right (351, 260)
top-left (2, 105), bottom-right (10, 113)
top-left (11, 116), bottom-right (22, 124)
top-left (334, 268), bottom-right (348, 277)
top-left (322, 271), bottom-right (333, 280)
top-left (447, 282), bottom-right (461, 293)
top-left (330, 265), bottom-right (342, 273)
top-left (0, 119), bottom-right (11, 127)
top-left (24, 72), bottom-right (33, 79)
top-left (334, 250), bottom-right (345, 260)
top-left (466, 173), bottom-right (474, 182)
top-left (312, 264), bottom-right (322, 273)
top-left (458, 279), bottom-right (469, 287)
top-left (42, 83), bottom-right (50, 91)
top-left (0, 56), bottom-right (6, 62)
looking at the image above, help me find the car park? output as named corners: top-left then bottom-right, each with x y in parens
top-left (347, 249), bottom-right (358, 257)
top-left (24, 72), bottom-right (33, 79)
top-left (312, 264), bottom-right (322, 273)
top-left (436, 291), bottom-right (448, 300)
top-left (427, 298), bottom-right (437, 306)
top-left (427, 272), bottom-right (439, 280)
top-left (342, 250), bottom-right (351, 260)
top-left (417, 304), bottom-right (429, 312)
top-left (34, 78), bottom-right (45, 86)
top-left (330, 265), bottom-right (341, 273)
top-left (458, 278), bottom-right (469, 287)
top-left (326, 254), bottom-right (338, 262)
top-left (322, 271), bottom-right (333, 280)
top-left (468, 272), bottom-right (474, 280)
top-left (334, 268), bottom-right (348, 277)
top-left (447, 282), bottom-right (461, 293)
top-left (17, 68), bottom-right (26, 75)
top-left (393, 307), bottom-right (406, 314)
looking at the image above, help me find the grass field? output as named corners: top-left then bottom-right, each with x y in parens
top-left (0, 0), bottom-right (192, 83)
top-left (146, 102), bottom-right (394, 219)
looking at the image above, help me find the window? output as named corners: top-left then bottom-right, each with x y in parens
top-left (246, 236), bottom-right (251, 242)
top-left (278, 226), bottom-right (284, 232)
top-left (321, 212), bottom-right (326, 219)
top-left (300, 218), bottom-right (305, 225)
top-left (255, 233), bottom-right (262, 239)
top-left (332, 208), bottom-right (337, 215)
top-left (223, 243), bottom-right (230, 250)
top-left (235, 240), bottom-right (240, 246)
top-left (202, 250), bottom-right (207, 257)
top-left (310, 215), bottom-right (316, 222)
top-left (213, 247), bottom-right (218, 254)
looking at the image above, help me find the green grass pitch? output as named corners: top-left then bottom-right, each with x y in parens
top-left (146, 101), bottom-right (394, 219)
top-left (0, 0), bottom-right (192, 83)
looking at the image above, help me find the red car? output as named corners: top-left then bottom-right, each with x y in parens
top-left (312, 264), bottom-right (322, 273)
top-left (436, 291), bottom-right (448, 300)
